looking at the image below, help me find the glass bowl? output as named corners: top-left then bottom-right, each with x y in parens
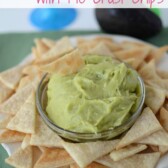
top-left (36, 72), bottom-right (145, 142)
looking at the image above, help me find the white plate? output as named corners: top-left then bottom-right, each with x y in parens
top-left (1, 34), bottom-right (168, 168)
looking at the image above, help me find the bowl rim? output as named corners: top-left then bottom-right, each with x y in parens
top-left (36, 67), bottom-right (145, 136)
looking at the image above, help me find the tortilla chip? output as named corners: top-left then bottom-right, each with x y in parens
top-left (88, 163), bottom-right (108, 168)
top-left (40, 49), bottom-right (84, 75)
top-left (18, 76), bottom-right (40, 94)
top-left (149, 145), bottom-right (159, 152)
top-left (0, 115), bottom-right (12, 129)
top-left (62, 139), bottom-right (119, 168)
top-left (104, 42), bottom-right (122, 52)
top-left (70, 162), bottom-right (108, 168)
top-left (146, 80), bottom-right (168, 97)
top-left (157, 70), bottom-right (168, 79)
top-left (0, 81), bottom-right (13, 104)
top-left (113, 47), bottom-right (150, 61)
top-left (18, 76), bottom-right (31, 90)
top-left (159, 145), bottom-right (168, 155)
top-left (145, 85), bottom-right (165, 114)
top-left (0, 130), bottom-right (25, 143)
top-left (34, 39), bottom-right (49, 56)
top-left (0, 65), bottom-right (23, 89)
top-left (138, 130), bottom-right (168, 146)
top-left (38, 146), bottom-right (47, 153)
top-left (32, 47), bottom-right (39, 58)
top-left (7, 92), bottom-right (36, 134)
top-left (139, 59), bottom-right (156, 80)
top-left (139, 59), bottom-right (164, 84)
top-left (22, 134), bottom-right (31, 149)
top-left (5, 146), bottom-right (33, 168)
top-left (34, 148), bottom-right (74, 168)
top-left (139, 59), bottom-right (168, 91)
top-left (77, 37), bottom-right (113, 45)
top-left (97, 153), bottom-right (160, 168)
top-left (119, 41), bottom-right (151, 50)
top-left (93, 37), bottom-right (113, 43)
top-left (116, 107), bottom-right (162, 149)
top-left (30, 117), bottom-right (62, 148)
top-left (76, 37), bottom-right (88, 45)
top-left (35, 37), bottom-right (74, 64)
top-left (110, 144), bottom-right (147, 161)
top-left (160, 107), bottom-right (168, 132)
top-left (88, 42), bottom-right (114, 57)
top-left (77, 39), bottom-right (99, 55)
top-left (124, 58), bottom-right (143, 70)
top-left (146, 45), bottom-right (168, 63)
top-left (22, 65), bottom-right (41, 77)
top-left (42, 38), bottom-right (56, 48)
top-left (33, 147), bottom-right (43, 166)
top-left (0, 83), bottom-right (34, 115)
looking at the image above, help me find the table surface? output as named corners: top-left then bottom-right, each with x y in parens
top-left (0, 29), bottom-right (168, 168)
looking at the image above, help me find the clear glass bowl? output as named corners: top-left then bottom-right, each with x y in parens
top-left (36, 72), bottom-right (145, 142)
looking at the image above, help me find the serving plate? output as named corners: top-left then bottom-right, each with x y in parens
top-left (1, 34), bottom-right (168, 168)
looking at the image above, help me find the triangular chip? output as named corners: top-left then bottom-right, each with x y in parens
top-left (18, 76), bottom-right (31, 90)
top-left (7, 92), bottom-right (36, 134)
top-left (149, 145), bottom-right (159, 152)
top-left (62, 139), bottom-right (119, 168)
top-left (38, 146), bottom-right (46, 153)
top-left (97, 153), bottom-right (160, 168)
top-left (0, 81), bottom-right (14, 103)
top-left (21, 134), bottom-right (31, 149)
top-left (70, 162), bottom-right (108, 168)
top-left (119, 41), bottom-right (150, 50)
top-left (77, 42), bottom-right (98, 55)
top-left (33, 147), bottom-right (43, 166)
top-left (0, 130), bottom-right (25, 143)
top-left (110, 144), bottom-right (147, 161)
top-left (22, 65), bottom-right (41, 77)
top-left (93, 36), bottom-right (113, 43)
top-left (139, 59), bottom-right (168, 91)
top-left (34, 148), bottom-right (74, 168)
top-left (160, 107), bottom-right (168, 132)
top-left (159, 145), bottom-right (168, 155)
top-left (157, 70), bottom-right (168, 79)
top-left (104, 41), bottom-right (121, 52)
top-left (5, 146), bottom-right (33, 168)
top-left (124, 58), bottom-right (143, 70)
top-left (32, 47), bottom-right (39, 58)
top-left (42, 38), bottom-right (56, 48)
top-left (0, 65), bottom-right (23, 89)
top-left (139, 59), bottom-right (156, 80)
top-left (18, 76), bottom-right (41, 93)
top-left (0, 83), bottom-right (34, 115)
top-left (36, 37), bottom-right (73, 64)
top-left (116, 107), bottom-right (162, 149)
top-left (34, 38), bottom-right (49, 56)
top-left (0, 115), bottom-right (12, 129)
top-left (30, 117), bottom-right (62, 148)
top-left (40, 49), bottom-right (84, 75)
top-left (114, 47), bottom-right (150, 61)
top-left (138, 130), bottom-right (168, 146)
top-left (147, 45), bottom-right (168, 63)
top-left (145, 85), bottom-right (165, 114)
top-left (77, 37), bottom-right (113, 46)
top-left (88, 42), bottom-right (114, 57)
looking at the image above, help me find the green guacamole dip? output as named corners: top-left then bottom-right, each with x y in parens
top-left (46, 55), bottom-right (140, 133)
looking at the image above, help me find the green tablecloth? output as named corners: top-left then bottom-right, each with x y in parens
top-left (0, 29), bottom-right (168, 168)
